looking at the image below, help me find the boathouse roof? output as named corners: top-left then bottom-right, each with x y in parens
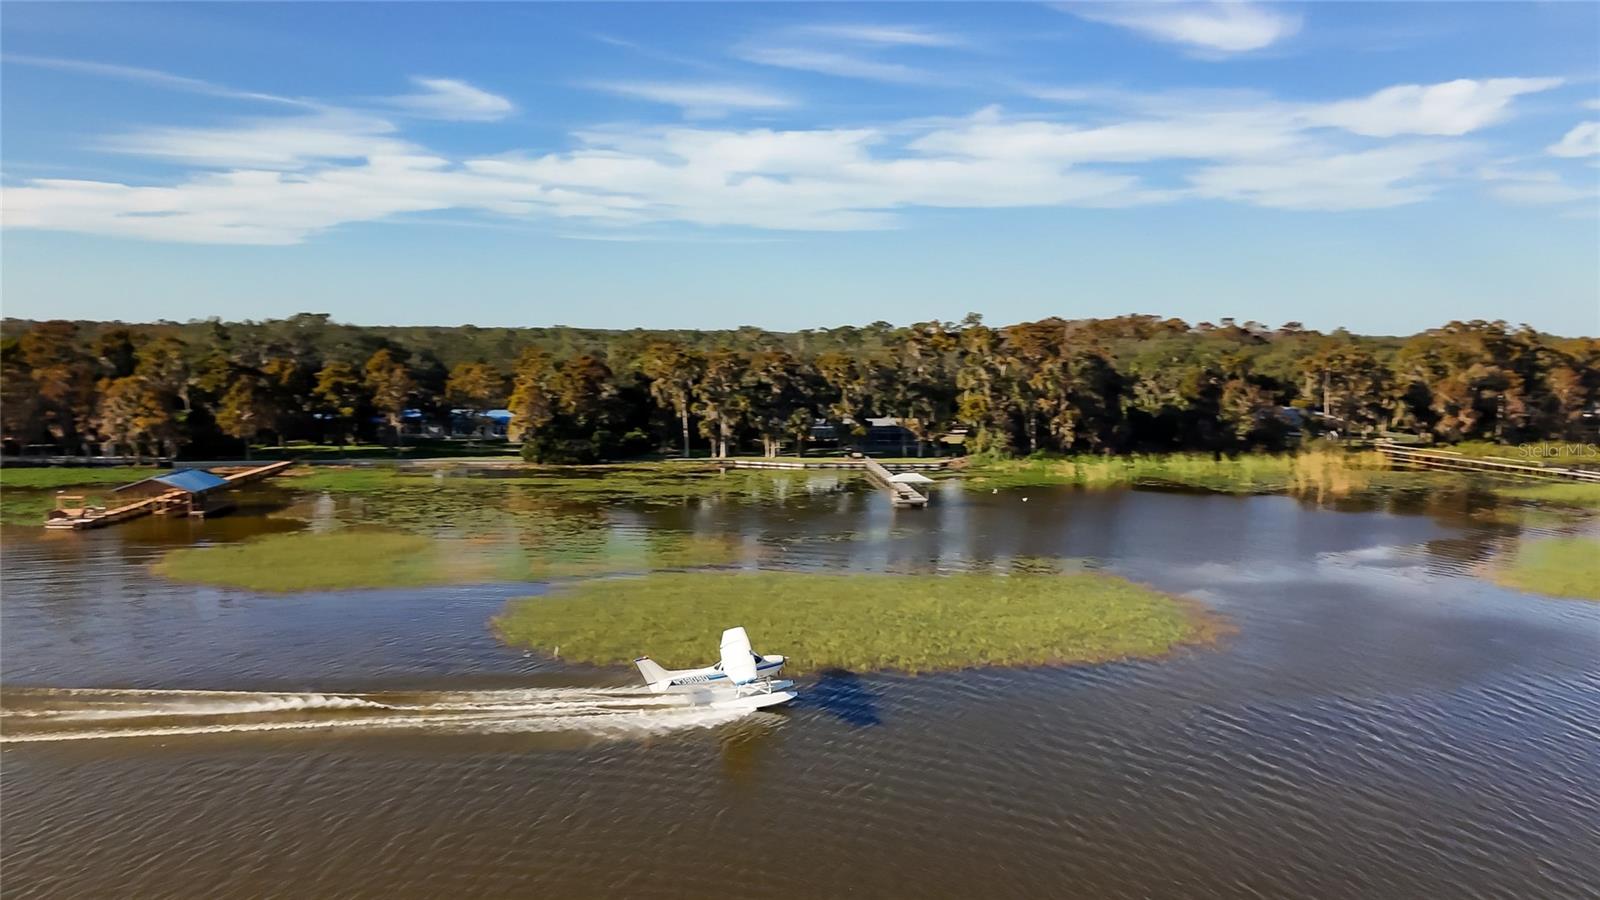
top-left (114, 468), bottom-right (230, 495)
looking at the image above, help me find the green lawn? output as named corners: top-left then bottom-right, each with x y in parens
top-left (1448, 440), bottom-right (1600, 469)
top-left (152, 528), bottom-right (746, 592)
top-left (0, 466), bottom-right (162, 525)
top-left (1490, 537), bottom-right (1600, 601)
top-left (493, 570), bottom-right (1205, 674)
top-left (0, 467), bottom-right (160, 489)
top-left (243, 439), bottom-right (521, 460)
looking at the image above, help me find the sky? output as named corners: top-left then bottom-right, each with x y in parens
top-left (2, 1), bottom-right (1598, 335)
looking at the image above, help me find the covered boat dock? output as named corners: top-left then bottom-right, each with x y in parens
top-left (45, 460), bottom-right (295, 530)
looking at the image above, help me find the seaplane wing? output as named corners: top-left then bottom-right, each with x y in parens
top-left (633, 626), bottom-right (796, 710)
top-left (720, 627), bottom-right (759, 685)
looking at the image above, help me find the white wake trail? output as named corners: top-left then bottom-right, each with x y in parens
top-left (0, 686), bottom-right (757, 744)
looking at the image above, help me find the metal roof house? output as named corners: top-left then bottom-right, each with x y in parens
top-left (113, 468), bottom-right (231, 498)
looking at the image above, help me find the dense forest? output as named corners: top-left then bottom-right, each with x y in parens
top-left (2, 314), bottom-right (1596, 463)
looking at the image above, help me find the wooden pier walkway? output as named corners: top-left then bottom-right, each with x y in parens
top-left (724, 457), bottom-right (955, 471)
top-left (1376, 443), bottom-right (1600, 483)
top-left (218, 459), bottom-right (297, 486)
top-left (44, 460), bottom-right (297, 530)
top-left (861, 457), bottom-right (930, 507)
top-left (725, 455), bottom-right (940, 507)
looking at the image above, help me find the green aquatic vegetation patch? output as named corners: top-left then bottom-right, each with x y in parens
top-left (272, 464), bottom-right (830, 543)
top-left (0, 467), bottom-right (164, 526)
top-left (965, 452), bottom-right (1301, 492)
top-left (153, 531), bottom-right (448, 591)
top-left (286, 464), bottom-right (812, 517)
top-left (963, 450), bottom-right (1436, 499)
top-left (494, 571), bottom-right (1204, 674)
top-left (1491, 482), bottom-right (1600, 510)
top-left (1489, 537), bottom-right (1600, 601)
top-left (153, 528), bottom-right (746, 592)
top-left (1, 493), bottom-right (59, 526)
top-left (488, 465), bottom-right (813, 503)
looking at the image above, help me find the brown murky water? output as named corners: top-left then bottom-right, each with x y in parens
top-left (3, 477), bottom-right (1598, 898)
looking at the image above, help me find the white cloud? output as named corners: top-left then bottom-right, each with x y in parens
top-left (1548, 122), bottom-right (1600, 158)
top-left (734, 45), bottom-right (934, 84)
top-left (796, 24), bottom-right (964, 47)
top-left (1308, 77), bottom-right (1563, 137)
top-left (1188, 143), bottom-right (1466, 210)
top-left (910, 111), bottom-right (1306, 163)
top-left (100, 111), bottom-right (414, 169)
top-left (1065, 2), bottom-right (1301, 55)
top-left (1583, 99), bottom-right (1600, 112)
top-left (1, 67), bottom-right (1577, 245)
top-left (587, 81), bottom-right (794, 117)
top-left (387, 77), bottom-right (514, 121)
top-left (1478, 166), bottom-right (1595, 206)
top-left (1, 158), bottom-right (553, 245)
top-left (1489, 180), bottom-right (1595, 206)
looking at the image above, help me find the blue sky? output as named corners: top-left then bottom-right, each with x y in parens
top-left (3, 2), bottom-right (1597, 334)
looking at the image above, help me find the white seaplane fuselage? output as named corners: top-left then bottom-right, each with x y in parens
top-left (634, 627), bottom-right (798, 710)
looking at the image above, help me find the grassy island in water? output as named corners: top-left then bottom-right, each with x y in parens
top-left (493, 571), bottom-right (1206, 674)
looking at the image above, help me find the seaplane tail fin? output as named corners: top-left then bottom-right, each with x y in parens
top-left (634, 656), bottom-right (670, 687)
top-left (720, 627), bottom-right (759, 685)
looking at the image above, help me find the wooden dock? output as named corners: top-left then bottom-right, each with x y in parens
top-left (216, 459), bottom-right (297, 486)
top-left (725, 455), bottom-right (940, 507)
top-left (44, 460), bottom-right (297, 530)
top-left (861, 457), bottom-right (930, 507)
top-left (1376, 443), bottom-right (1600, 483)
top-left (725, 457), bottom-right (955, 471)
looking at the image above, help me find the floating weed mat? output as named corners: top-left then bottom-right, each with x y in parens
top-left (153, 528), bottom-right (749, 592)
top-left (1488, 536), bottom-right (1600, 601)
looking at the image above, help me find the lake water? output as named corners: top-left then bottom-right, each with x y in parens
top-left (3, 476), bottom-right (1598, 898)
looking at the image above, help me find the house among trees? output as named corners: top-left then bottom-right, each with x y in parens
top-left (449, 408), bottom-right (512, 439)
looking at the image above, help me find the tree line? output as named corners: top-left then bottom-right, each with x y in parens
top-left (2, 313), bottom-right (1596, 462)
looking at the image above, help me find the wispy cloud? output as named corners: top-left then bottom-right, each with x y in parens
top-left (1063, 2), bottom-right (1302, 56)
top-left (734, 45), bottom-right (934, 85)
top-left (99, 111), bottom-right (414, 169)
top-left (1020, 77), bottom-right (1565, 139)
top-left (1188, 143), bottom-right (1466, 210)
top-left (2, 54), bottom-right (313, 107)
top-left (1479, 167), bottom-right (1595, 206)
top-left (589, 34), bottom-right (724, 72)
top-left (386, 77), bottom-right (514, 122)
top-left (1548, 122), bottom-right (1600, 158)
top-left (795, 24), bottom-right (965, 48)
top-left (586, 81), bottom-right (795, 118)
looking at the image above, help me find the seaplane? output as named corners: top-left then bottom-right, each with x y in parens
top-left (633, 627), bottom-right (798, 711)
